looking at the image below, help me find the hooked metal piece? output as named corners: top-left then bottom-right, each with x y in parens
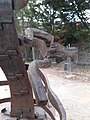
top-left (13, 0), bottom-right (28, 10)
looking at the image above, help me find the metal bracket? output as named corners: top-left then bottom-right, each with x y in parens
top-left (13, 90), bottom-right (29, 96)
top-left (0, 24), bottom-right (3, 30)
top-left (7, 49), bottom-right (18, 56)
top-left (13, 92), bottom-right (21, 96)
top-left (7, 75), bottom-right (17, 80)
top-left (21, 108), bottom-right (31, 113)
top-left (15, 108), bottom-right (31, 116)
top-left (7, 73), bottom-right (23, 80)
top-left (21, 90), bottom-right (29, 95)
top-left (0, 54), bottom-right (10, 61)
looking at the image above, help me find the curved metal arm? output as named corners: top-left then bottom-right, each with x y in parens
top-left (13, 0), bottom-right (28, 10)
top-left (38, 68), bottom-right (66, 120)
top-left (28, 59), bottom-right (66, 120)
top-left (28, 61), bottom-right (48, 106)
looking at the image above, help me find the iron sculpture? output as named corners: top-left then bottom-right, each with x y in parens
top-left (0, 0), bottom-right (66, 119)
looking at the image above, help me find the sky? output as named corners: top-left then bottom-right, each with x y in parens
top-left (85, 10), bottom-right (90, 23)
top-left (36, 0), bottom-right (90, 23)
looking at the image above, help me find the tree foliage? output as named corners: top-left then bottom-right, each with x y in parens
top-left (15, 0), bottom-right (39, 34)
top-left (15, 0), bottom-right (90, 45)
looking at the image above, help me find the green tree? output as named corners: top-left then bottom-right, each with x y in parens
top-left (53, 0), bottom-right (90, 44)
top-left (15, 0), bottom-right (90, 45)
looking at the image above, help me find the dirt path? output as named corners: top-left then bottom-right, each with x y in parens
top-left (41, 67), bottom-right (90, 120)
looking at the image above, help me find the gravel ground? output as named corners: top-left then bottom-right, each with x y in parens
top-left (41, 66), bottom-right (90, 120)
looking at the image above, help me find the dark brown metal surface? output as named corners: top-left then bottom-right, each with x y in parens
top-left (0, 0), bottom-right (34, 119)
top-left (0, 0), bottom-right (12, 23)
top-left (0, 25), bottom-right (34, 119)
top-left (13, 0), bottom-right (28, 10)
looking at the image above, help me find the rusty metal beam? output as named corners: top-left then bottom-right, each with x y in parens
top-left (0, 98), bottom-right (11, 104)
top-left (28, 61), bottom-right (48, 106)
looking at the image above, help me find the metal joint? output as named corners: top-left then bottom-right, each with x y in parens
top-left (7, 49), bottom-right (18, 56)
top-left (7, 73), bottom-right (23, 80)
top-left (0, 54), bottom-right (10, 61)
top-left (0, 0), bottom-right (13, 23)
top-left (7, 75), bottom-right (17, 80)
top-left (21, 90), bottom-right (29, 95)
top-left (13, 90), bottom-right (29, 96)
top-left (15, 108), bottom-right (31, 115)
top-left (0, 24), bottom-right (3, 30)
